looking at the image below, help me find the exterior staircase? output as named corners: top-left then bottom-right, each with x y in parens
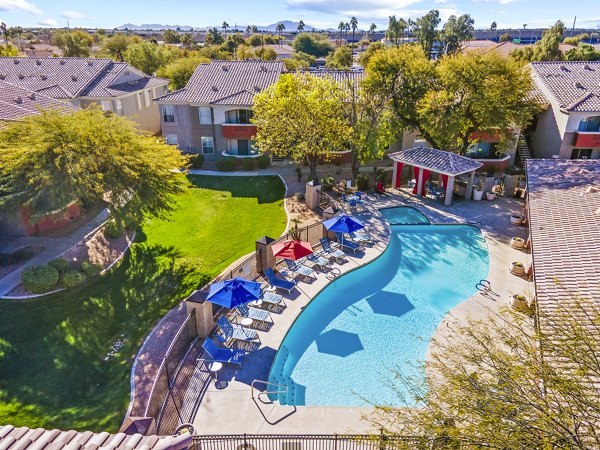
top-left (515, 134), bottom-right (533, 168)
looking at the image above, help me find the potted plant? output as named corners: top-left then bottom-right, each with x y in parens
top-left (509, 294), bottom-right (529, 311)
top-left (510, 237), bottom-right (525, 249)
top-left (510, 261), bottom-right (526, 275)
top-left (510, 214), bottom-right (523, 225)
top-left (473, 181), bottom-right (484, 201)
top-left (486, 191), bottom-right (496, 201)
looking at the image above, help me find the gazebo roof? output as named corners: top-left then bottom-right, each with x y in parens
top-left (389, 147), bottom-right (483, 176)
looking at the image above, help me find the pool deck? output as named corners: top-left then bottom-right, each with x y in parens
top-left (192, 191), bottom-right (532, 434)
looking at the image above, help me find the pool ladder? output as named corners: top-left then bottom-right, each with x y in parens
top-left (251, 378), bottom-right (288, 403)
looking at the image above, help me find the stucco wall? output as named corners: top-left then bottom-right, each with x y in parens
top-left (530, 108), bottom-right (564, 158)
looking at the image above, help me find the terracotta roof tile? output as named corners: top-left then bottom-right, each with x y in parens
top-left (0, 80), bottom-right (75, 122)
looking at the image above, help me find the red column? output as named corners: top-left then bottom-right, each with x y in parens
top-left (394, 162), bottom-right (404, 188)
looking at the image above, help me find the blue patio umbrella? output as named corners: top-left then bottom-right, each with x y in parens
top-left (207, 277), bottom-right (261, 309)
top-left (322, 215), bottom-right (365, 234)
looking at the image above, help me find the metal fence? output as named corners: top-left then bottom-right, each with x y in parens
top-left (215, 250), bottom-right (262, 283)
top-left (190, 434), bottom-right (425, 450)
top-left (144, 310), bottom-right (198, 426)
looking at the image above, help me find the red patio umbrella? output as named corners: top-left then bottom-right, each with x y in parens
top-left (271, 239), bottom-right (313, 260)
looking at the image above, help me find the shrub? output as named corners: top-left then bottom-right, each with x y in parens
top-left (356, 175), bottom-right (370, 191)
top-left (321, 175), bottom-right (335, 191)
top-left (81, 261), bottom-right (102, 276)
top-left (48, 258), bottom-right (70, 274)
top-left (104, 220), bottom-right (124, 239)
top-left (241, 157), bottom-right (258, 170)
top-left (189, 154), bottom-right (204, 169)
top-left (257, 154), bottom-right (271, 169)
top-left (21, 264), bottom-right (59, 294)
top-left (60, 270), bottom-right (87, 288)
top-left (215, 157), bottom-right (237, 171)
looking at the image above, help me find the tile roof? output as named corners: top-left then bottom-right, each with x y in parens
top-left (0, 80), bottom-right (74, 121)
top-left (530, 61), bottom-right (600, 112)
top-left (526, 159), bottom-right (600, 339)
top-left (0, 57), bottom-right (167, 100)
top-left (0, 424), bottom-right (192, 450)
top-left (388, 147), bottom-right (483, 176)
top-left (155, 60), bottom-right (284, 105)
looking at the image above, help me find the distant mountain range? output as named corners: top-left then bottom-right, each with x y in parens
top-left (115, 20), bottom-right (319, 32)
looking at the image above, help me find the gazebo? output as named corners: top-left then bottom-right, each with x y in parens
top-left (389, 147), bottom-right (483, 206)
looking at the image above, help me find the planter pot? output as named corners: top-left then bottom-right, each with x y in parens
top-left (486, 192), bottom-right (496, 201)
top-left (473, 189), bottom-right (484, 201)
top-left (510, 237), bottom-right (525, 249)
top-left (510, 215), bottom-right (523, 225)
top-left (510, 261), bottom-right (526, 275)
top-left (510, 294), bottom-right (529, 311)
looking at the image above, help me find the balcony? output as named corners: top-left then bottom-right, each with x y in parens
top-left (221, 124), bottom-right (257, 139)
top-left (573, 131), bottom-right (600, 148)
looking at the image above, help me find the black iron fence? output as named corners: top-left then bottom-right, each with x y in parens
top-left (215, 250), bottom-right (262, 283)
top-left (190, 434), bottom-right (425, 450)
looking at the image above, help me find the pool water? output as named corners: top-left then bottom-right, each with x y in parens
top-left (268, 217), bottom-right (489, 407)
top-left (380, 206), bottom-right (430, 225)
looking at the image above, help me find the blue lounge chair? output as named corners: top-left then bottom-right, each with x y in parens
top-left (217, 316), bottom-right (259, 346)
top-left (349, 230), bottom-right (372, 245)
top-left (305, 253), bottom-right (330, 270)
top-left (237, 302), bottom-right (272, 325)
top-left (201, 338), bottom-right (246, 366)
top-left (259, 290), bottom-right (285, 310)
top-left (334, 232), bottom-right (362, 253)
top-left (264, 267), bottom-right (297, 294)
top-left (284, 258), bottom-right (315, 281)
top-left (319, 237), bottom-right (347, 262)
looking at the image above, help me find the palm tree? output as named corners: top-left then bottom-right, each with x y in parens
top-left (252, 25), bottom-right (259, 33)
top-left (338, 21), bottom-right (345, 45)
top-left (398, 18), bottom-right (408, 41)
top-left (350, 16), bottom-right (358, 44)
top-left (369, 23), bottom-right (377, 41)
top-left (246, 25), bottom-right (252, 35)
top-left (222, 21), bottom-right (229, 38)
top-left (297, 20), bottom-right (305, 33)
top-left (276, 22), bottom-right (285, 46)
top-left (345, 22), bottom-right (351, 43)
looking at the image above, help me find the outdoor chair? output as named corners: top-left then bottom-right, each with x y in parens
top-left (264, 268), bottom-right (297, 294)
top-left (260, 290), bottom-right (286, 310)
top-left (200, 338), bottom-right (246, 367)
top-left (305, 253), bottom-right (330, 271)
top-left (335, 232), bottom-right (362, 253)
top-left (284, 258), bottom-right (316, 281)
top-left (216, 316), bottom-right (260, 347)
top-left (319, 237), bottom-right (347, 262)
top-left (236, 302), bottom-right (272, 325)
top-left (349, 230), bottom-right (372, 245)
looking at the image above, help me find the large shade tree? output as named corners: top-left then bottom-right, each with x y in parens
top-left (0, 108), bottom-right (188, 225)
top-left (252, 74), bottom-right (350, 178)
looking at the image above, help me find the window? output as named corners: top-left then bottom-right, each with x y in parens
top-left (165, 134), bottom-right (178, 145)
top-left (144, 90), bottom-right (151, 108)
top-left (201, 136), bottom-right (214, 154)
top-left (225, 109), bottom-right (253, 124)
top-left (198, 106), bottom-right (212, 124)
top-left (571, 148), bottom-right (592, 159)
top-left (115, 99), bottom-right (123, 116)
top-left (162, 105), bottom-right (175, 123)
top-left (578, 116), bottom-right (600, 132)
top-left (100, 100), bottom-right (113, 112)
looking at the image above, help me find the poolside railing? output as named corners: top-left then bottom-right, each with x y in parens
top-left (190, 434), bottom-right (425, 450)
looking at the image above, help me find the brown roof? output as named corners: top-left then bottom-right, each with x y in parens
top-left (0, 80), bottom-right (74, 121)
top-left (388, 147), bottom-right (483, 176)
top-left (526, 159), bottom-right (600, 333)
top-left (0, 424), bottom-right (192, 450)
top-left (530, 61), bottom-right (600, 112)
top-left (0, 57), bottom-right (168, 100)
top-left (155, 60), bottom-right (285, 106)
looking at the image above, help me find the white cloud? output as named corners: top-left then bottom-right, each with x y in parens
top-left (472, 0), bottom-right (516, 5)
top-left (37, 17), bottom-right (58, 27)
top-left (60, 10), bottom-right (84, 20)
top-left (0, 0), bottom-right (41, 14)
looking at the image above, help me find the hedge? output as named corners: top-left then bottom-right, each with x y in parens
top-left (48, 258), bottom-right (70, 274)
top-left (257, 155), bottom-right (271, 169)
top-left (241, 157), bottom-right (258, 171)
top-left (189, 154), bottom-right (204, 169)
top-left (215, 157), bottom-right (237, 171)
top-left (21, 265), bottom-right (59, 294)
top-left (104, 220), bottom-right (124, 239)
top-left (356, 175), bottom-right (370, 192)
top-left (81, 261), bottom-right (102, 277)
top-left (60, 270), bottom-right (87, 288)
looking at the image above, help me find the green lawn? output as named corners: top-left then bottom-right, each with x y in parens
top-left (0, 175), bottom-right (286, 432)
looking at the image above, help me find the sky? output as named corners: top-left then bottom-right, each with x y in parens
top-left (0, 0), bottom-right (598, 31)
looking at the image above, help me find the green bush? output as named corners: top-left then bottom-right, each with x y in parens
top-left (21, 265), bottom-right (59, 294)
top-left (321, 175), bottom-right (335, 191)
top-left (81, 261), bottom-right (102, 277)
top-left (257, 154), bottom-right (271, 169)
top-left (240, 157), bottom-right (258, 170)
top-left (356, 175), bottom-right (370, 192)
top-left (215, 157), bottom-right (237, 171)
top-left (104, 220), bottom-right (124, 239)
top-left (60, 270), bottom-right (87, 288)
top-left (189, 154), bottom-right (204, 169)
top-left (48, 258), bottom-right (70, 274)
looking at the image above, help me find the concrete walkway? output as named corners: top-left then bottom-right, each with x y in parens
top-left (189, 190), bottom-right (533, 434)
top-left (0, 209), bottom-right (109, 297)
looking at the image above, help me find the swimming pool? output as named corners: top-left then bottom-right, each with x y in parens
top-left (268, 211), bottom-right (489, 407)
top-left (380, 206), bottom-right (430, 225)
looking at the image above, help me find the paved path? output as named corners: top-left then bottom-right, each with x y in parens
top-left (0, 209), bottom-right (109, 297)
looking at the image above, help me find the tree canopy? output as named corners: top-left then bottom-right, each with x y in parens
top-left (156, 56), bottom-right (209, 90)
top-left (0, 108), bottom-right (187, 225)
top-left (252, 73), bottom-right (350, 178)
top-left (372, 294), bottom-right (600, 449)
top-left (414, 10), bottom-right (441, 59)
top-left (440, 14), bottom-right (474, 55)
top-left (325, 45), bottom-right (353, 69)
top-left (291, 33), bottom-right (333, 57)
top-left (511, 20), bottom-right (565, 63)
top-left (52, 31), bottom-right (93, 57)
top-left (124, 41), bottom-right (177, 75)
